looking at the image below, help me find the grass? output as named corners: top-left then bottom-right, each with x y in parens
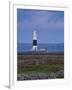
top-left (17, 64), bottom-right (64, 74)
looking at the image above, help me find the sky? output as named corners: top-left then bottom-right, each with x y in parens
top-left (17, 9), bottom-right (64, 44)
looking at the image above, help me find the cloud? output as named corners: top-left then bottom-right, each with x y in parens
top-left (17, 9), bottom-right (64, 32)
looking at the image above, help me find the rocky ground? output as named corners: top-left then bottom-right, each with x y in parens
top-left (17, 70), bottom-right (64, 81)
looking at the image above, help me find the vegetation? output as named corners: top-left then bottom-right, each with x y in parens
top-left (18, 64), bottom-right (64, 74)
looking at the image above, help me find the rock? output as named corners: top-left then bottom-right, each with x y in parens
top-left (49, 72), bottom-right (56, 79)
top-left (37, 73), bottom-right (49, 79)
top-left (55, 70), bottom-right (64, 78)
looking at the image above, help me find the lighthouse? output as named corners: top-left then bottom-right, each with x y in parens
top-left (32, 31), bottom-right (37, 51)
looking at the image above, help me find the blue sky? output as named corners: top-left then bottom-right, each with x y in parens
top-left (17, 9), bottom-right (64, 44)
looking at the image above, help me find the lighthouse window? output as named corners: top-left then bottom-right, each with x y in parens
top-left (33, 40), bottom-right (37, 45)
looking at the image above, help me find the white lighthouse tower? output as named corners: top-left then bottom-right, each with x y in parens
top-left (32, 30), bottom-right (37, 51)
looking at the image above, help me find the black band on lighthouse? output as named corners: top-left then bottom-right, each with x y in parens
top-left (33, 40), bottom-right (37, 45)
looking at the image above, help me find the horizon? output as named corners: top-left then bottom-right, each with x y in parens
top-left (17, 43), bottom-right (64, 44)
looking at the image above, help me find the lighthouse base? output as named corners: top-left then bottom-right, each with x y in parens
top-left (32, 46), bottom-right (37, 51)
